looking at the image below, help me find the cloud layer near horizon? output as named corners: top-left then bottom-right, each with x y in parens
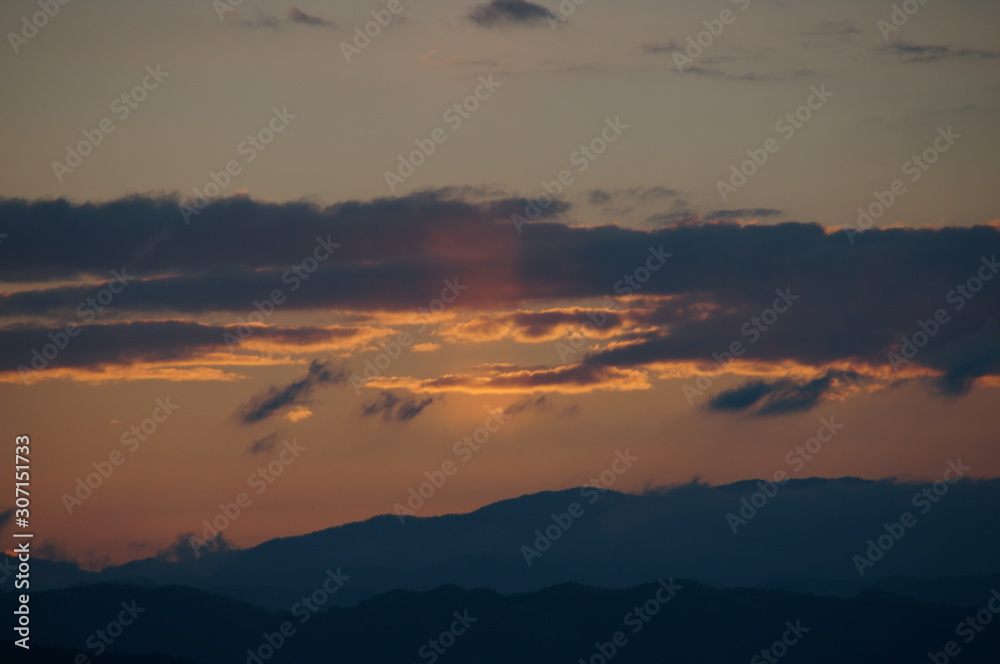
top-left (2, 192), bottom-right (998, 409)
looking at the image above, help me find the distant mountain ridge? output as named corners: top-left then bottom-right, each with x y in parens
top-left (6, 477), bottom-right (999, 609)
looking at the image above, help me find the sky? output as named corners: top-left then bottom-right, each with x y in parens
top-left (0, 0), bottom-right (999, 568)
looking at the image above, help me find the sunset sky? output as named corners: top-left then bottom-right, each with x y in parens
top-left (1, 0), bottom-right (999, 569)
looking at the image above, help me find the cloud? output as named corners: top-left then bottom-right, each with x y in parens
top-left (925, 319), bottom-right (1000, 395)
top-left (804, 19), bottom-right (861, 37)
top-left (503, 394), bottom-right (554, 415)
top-left (156, 532), bottom-right (236, 562)
top-left (34, 539), bottom-right (112, 569)
top-left (247, 432), bottom-right (282, 455)
top-left (418, 49), bottom-right (499, 68)
top-left (368, 363), bottom-right (651, 395)
top-left (0, 321), bottom-right (387, 382)
top-left (231, 6), bottom-right (336, 29)
top-left (587, 187), bottom-right (679, 207)
top-left (707, 370), bottom-right (862, 416)
top-left (361, 391), bottom-right (435, 421)
top-left (640, 43), bottom-right (812, 80)
top-left (640, 41), bottom-right (681, 55)
top-left (440, 308), bottom-right (630, 343)
top-left (288, 6), bottom-right (335, 27)
top-left (468, 0), bottom-right (555, 27)
top-left (284, 406), bottom-right (314, 422)
top-left (0, 191), bottom-right (569, 293)
top-left (646, 208), bottom-right (783, 227)
top-left (2, 194), bottom-right (999, 397)
top-left (705, 208), bottom-right (783, 221)
top-left (237, 360), bottom-right (348, 424)
top-left (569, 224), bottom-right (1000, 397)
top-left (884, 43), bottom-right (1000, 63)
top-left (231, 8), bottom-right (282, 29)
top-left (678, 66), bottom-right (814, 81)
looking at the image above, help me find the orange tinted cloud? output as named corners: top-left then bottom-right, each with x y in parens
top-left (0, 321), bottom-right (392, 383)
top-left (284, 406), bottom-right (314, 422)
top-left (440, 307), bottom-right (634, 344)
top-left (239, 324), bottom-right (395, 355)
top-left (366, 363), bottom-right (651, 394)
top-left (2, 365), bottom-right (247, 384)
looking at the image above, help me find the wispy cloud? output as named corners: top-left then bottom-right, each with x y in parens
top-left (646, 207), bottom-right (782, 226)
top-left (370, 363), bottom-right (651, 395)
top-left (418, 49), bottom-right (499, 68)
top-left (680, 66), bottom-right (814, 81)
top-left (588, 187), bottom-right (678, 207)
top-left (468, 0), bottom-right (555, 27)
top-left (884, 43), bottom-right (1000, 63)
top-left (156, 532), bottom-right (236, 562)
top-left (361, 391), bottom-right (435, 421)
top-left (232, 5), bottom-right (336, 30)
top-left (237, 360), bottom-right (348, 424)
top-left (289, 6), bottom-right (335, 27)
top-left (707, 370), bottom-right (862, 416)
top-left (503, 394), bottom-right (554, 415)
top-left (640, 41), bottom-right (681, 55)
top-left (232, 8), bottom-right (282, 30)
top-left (804, 19), bottom-right (861, 37)
top-left (247, 431), bottom-right (282, 455)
